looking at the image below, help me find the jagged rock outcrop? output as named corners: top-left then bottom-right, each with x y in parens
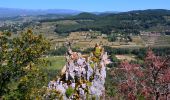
top-left (46, 45), bottom-right (111, 100)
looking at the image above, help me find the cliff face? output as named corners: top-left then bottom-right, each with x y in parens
top-left (46, 47), bottom-right (111, 99)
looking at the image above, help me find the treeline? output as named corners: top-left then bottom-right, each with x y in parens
top-left (49, 46), bottom-right (170, 60)
top-left (104, 46), bottom-right (170, 59)
top-left (48, 46), bottom-right (170, 69)
top-left (40, 9), bottom-right (170, 35)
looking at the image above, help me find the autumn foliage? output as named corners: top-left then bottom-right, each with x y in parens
top-left (113, 49), bottom-right (170, 100)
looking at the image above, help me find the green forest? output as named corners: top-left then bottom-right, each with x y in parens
top-left (40, 9), bottom-right (170, 36)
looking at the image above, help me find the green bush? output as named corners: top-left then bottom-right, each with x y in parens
top-left (65, 87), bottom-right (74, 98)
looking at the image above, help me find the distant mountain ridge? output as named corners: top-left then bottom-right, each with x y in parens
top-left (1, 8), bottom-right (170, 19)
top-left (0, 8), bottom-right (82, 17)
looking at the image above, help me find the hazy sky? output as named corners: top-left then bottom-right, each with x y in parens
top-left (0, 0), bottom-right (170, 12)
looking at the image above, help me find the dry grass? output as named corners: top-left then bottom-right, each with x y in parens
top-left (131, 36), bottom-right (145, 45)
top-left (115, 55), bottom-right (136, 61)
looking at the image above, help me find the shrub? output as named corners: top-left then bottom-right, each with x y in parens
top-left (65, 87), bottom-right (74, 98)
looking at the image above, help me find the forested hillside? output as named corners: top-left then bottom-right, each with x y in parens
top-left (39, 9), bottom-right (170, 35)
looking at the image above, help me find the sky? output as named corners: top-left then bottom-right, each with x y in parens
top-left (0, 0), bottom-right (170, 12)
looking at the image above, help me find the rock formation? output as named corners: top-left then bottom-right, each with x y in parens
top-left (46, 44), bottom-right (111, 99)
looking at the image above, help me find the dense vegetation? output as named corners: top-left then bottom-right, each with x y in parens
top-left (106, 49), bottom-right (170, 99)
top-left (0, 30), bottom-right (50, 99)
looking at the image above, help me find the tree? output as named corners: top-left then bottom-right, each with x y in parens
top-left (112, 49), bottom-right (170, 100)
top-left (0, 30), bottom-right (50, 99)
top-left (144, 49), bottom-right (170, 99)
top-left (0, 31), bottom-right (12, 96)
